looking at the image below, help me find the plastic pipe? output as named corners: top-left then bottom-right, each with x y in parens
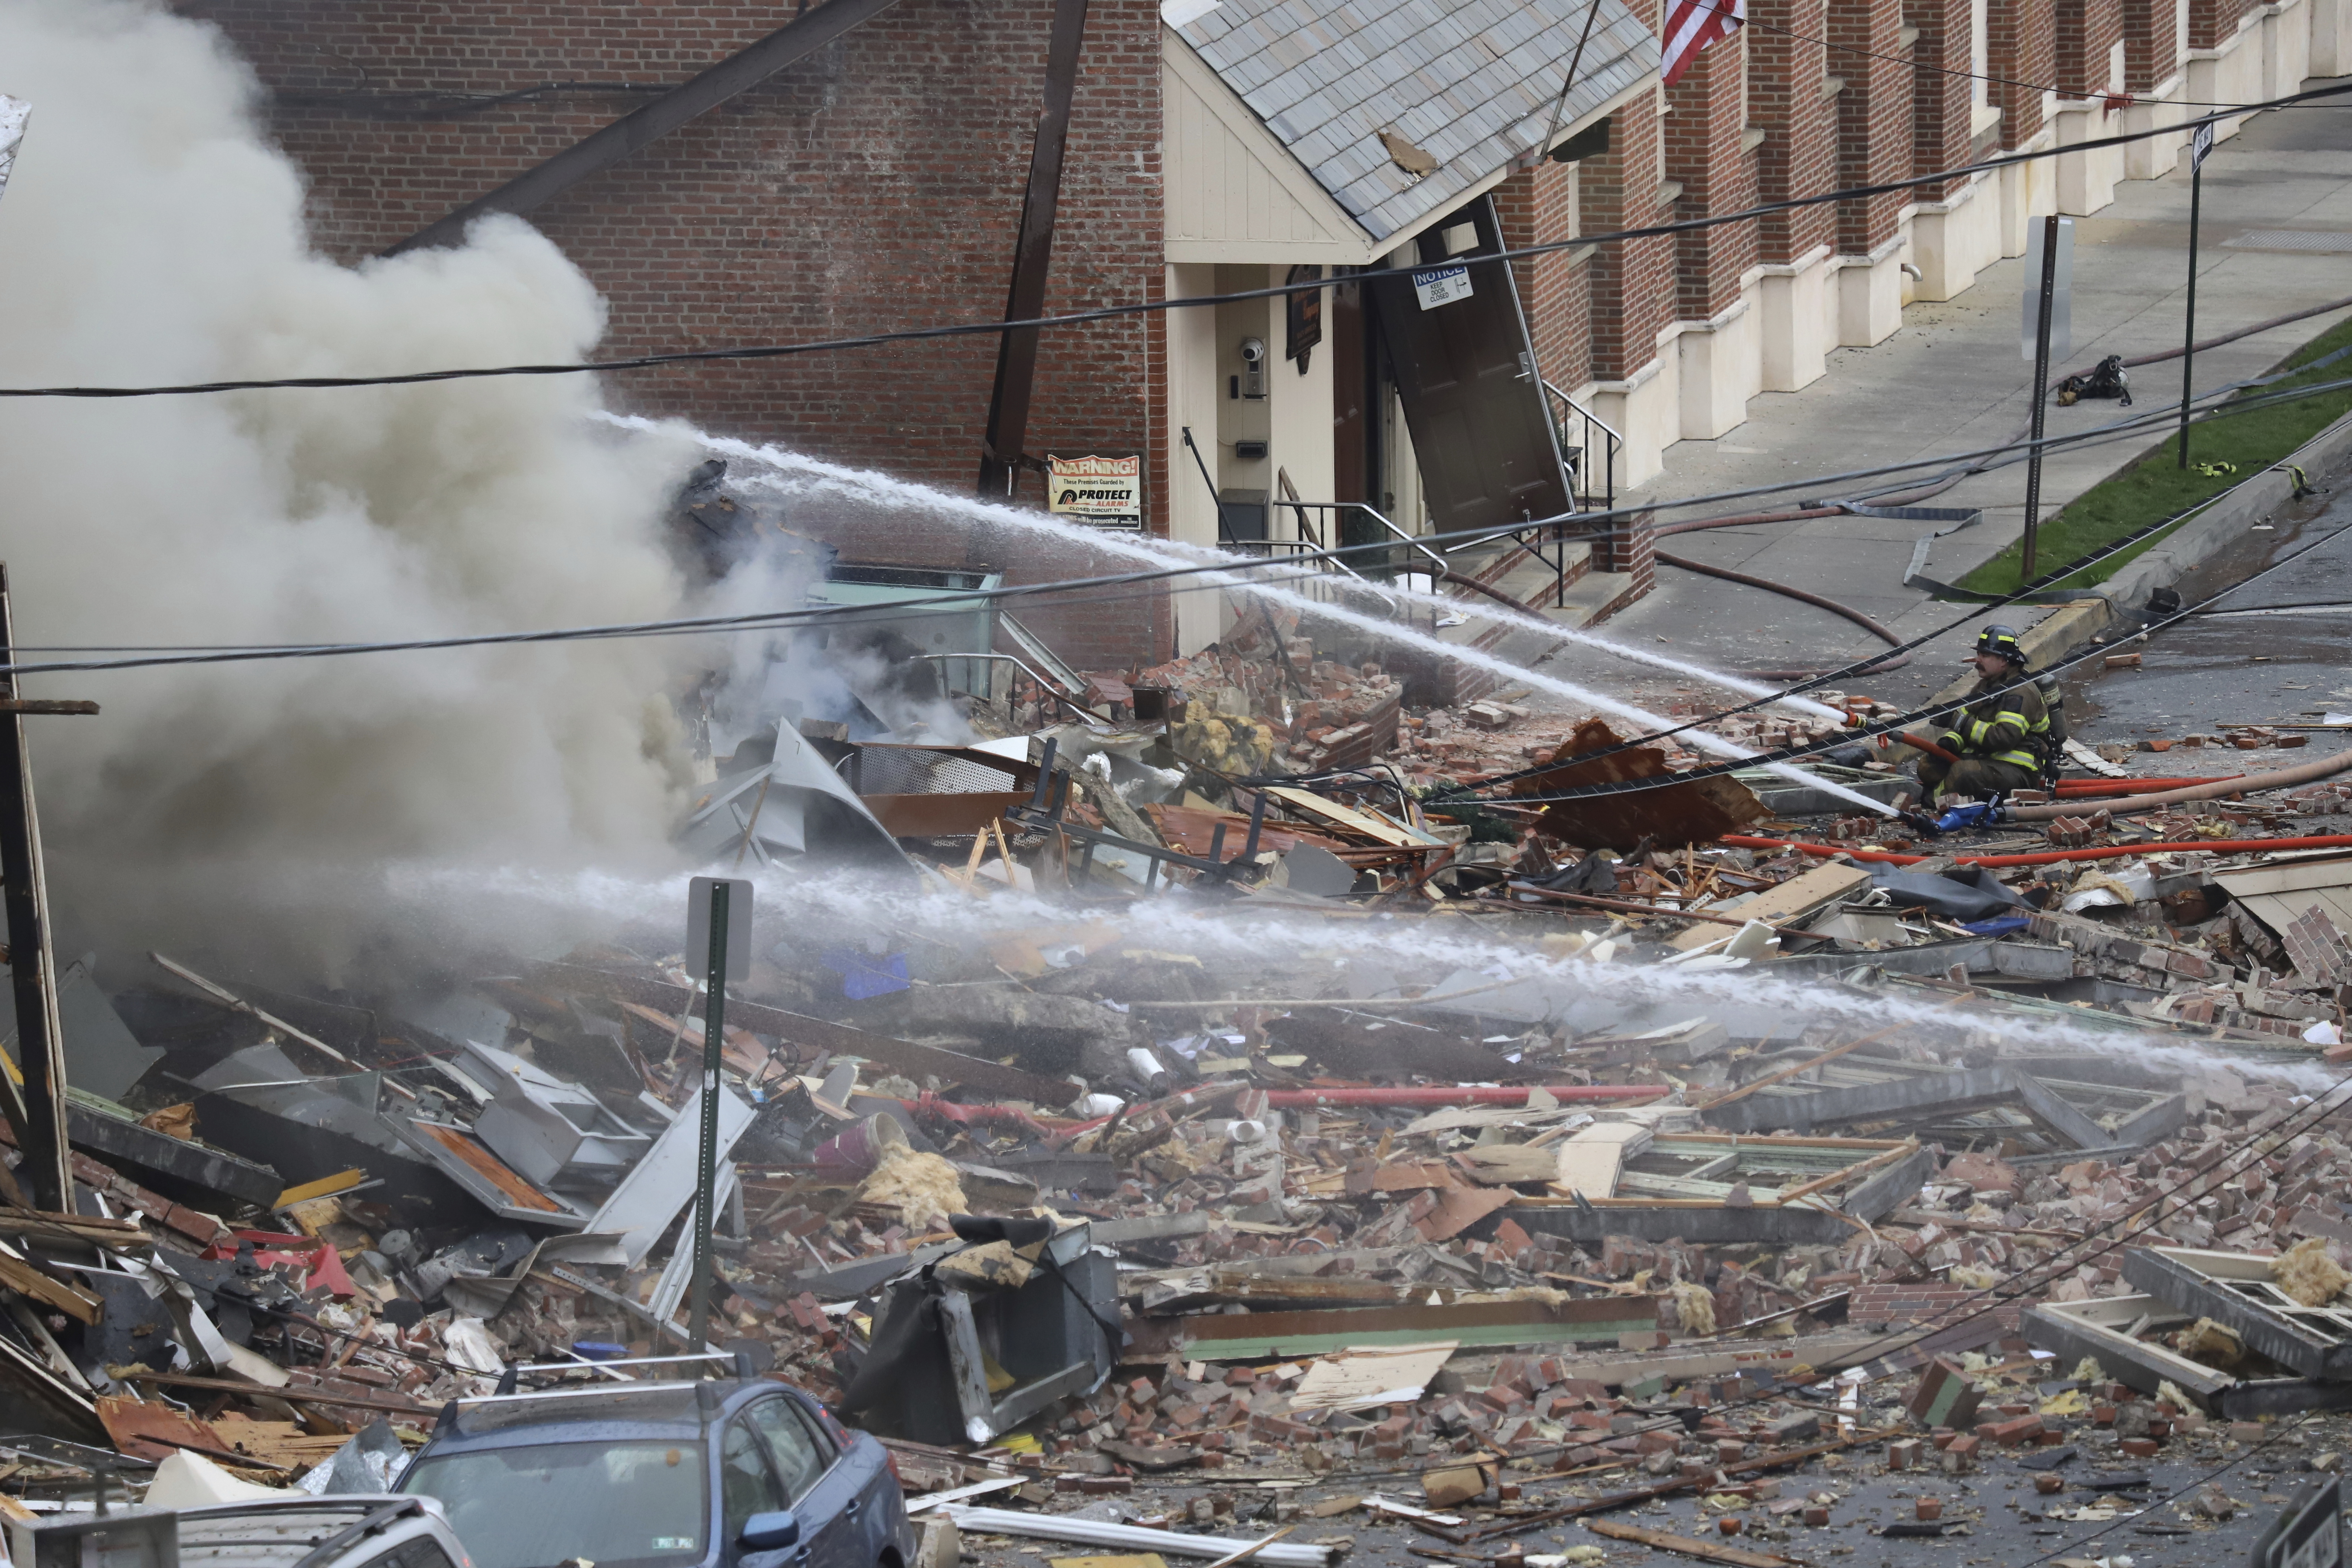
top-left (2004, 746), bottom-right (2352, 819)
top-left (1720, 832), bottom-right (2352, 868)
top-left (2052, 776), bottom-right (2241, 795)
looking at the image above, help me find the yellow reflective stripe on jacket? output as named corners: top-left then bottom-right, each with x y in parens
top-left (1990, 747), bottom-right (2039, 768)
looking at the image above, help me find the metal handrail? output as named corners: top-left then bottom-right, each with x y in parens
top-left (1299, 499), bottom-right (1447, 577)
top-left (914, 652), bottom-right (1105, 726)
top-left (1542, 378), bottom-right (1625, 444)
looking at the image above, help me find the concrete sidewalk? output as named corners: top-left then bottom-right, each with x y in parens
top-left (1544, 82), bottom-right (2352, 716)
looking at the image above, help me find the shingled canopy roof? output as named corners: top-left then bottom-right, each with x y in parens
top-left (1171, 0), bottom-right (1660, 246)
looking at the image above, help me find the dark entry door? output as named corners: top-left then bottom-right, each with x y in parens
top-left (1365, 194), bottom-right (1570, 537)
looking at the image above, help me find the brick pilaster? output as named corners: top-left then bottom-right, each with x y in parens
top-left (1579, 37), bottom-right (1675, 381)
top-left (1988, 0), bottom-right (2058, 145)
top-left (1748, 0), bottom-right (1837, 265)
top-left (1906, 0), bottom-right (1975, 195)
top-left (1664, 29), bottom-right (1759, 319)
top-left (2055, 0), bottom-right (2125, 95)
top-left (1826, 0), bottom-right (1910, 253)
top-left (2121, 0), bottom-right (2179, 87)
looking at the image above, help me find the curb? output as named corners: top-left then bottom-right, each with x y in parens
top-left (1926, 406), bottom-right (2352, 709)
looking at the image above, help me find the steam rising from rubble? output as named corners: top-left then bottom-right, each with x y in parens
top-left (0, 0), bottom-right (706, 973)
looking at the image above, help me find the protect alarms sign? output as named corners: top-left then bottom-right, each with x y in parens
top-left (1047, 453), bottom-right (1144, 528)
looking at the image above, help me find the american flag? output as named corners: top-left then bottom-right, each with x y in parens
top-left (1661, 0), bottom-right (1744, 86)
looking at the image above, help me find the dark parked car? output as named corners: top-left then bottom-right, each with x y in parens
top-left (397, 1359), bottom-right (912, 1568)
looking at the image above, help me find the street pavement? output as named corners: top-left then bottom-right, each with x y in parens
top-left (1553, 80), bottom-right (2352, 720)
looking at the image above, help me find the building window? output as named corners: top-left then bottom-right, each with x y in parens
top-left (1971, 0), bottom-right (1989, 107)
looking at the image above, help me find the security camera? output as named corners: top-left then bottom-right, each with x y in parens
top-left (1239, 336), bottom-right (1268, 399)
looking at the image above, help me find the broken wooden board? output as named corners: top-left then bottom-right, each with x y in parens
top-left (1260, 789), bottom-right (1447, 848)
top-left (1452, 1144), bottom-right (1562, 1186)
top-left (1583, 1517), bottom-right (1804, 1568)
top-left (1414, 1181), bottom-right (1514, 1241)
top-left (1668, 862), bottom-right (1873, 951)
top-left (1143, 805), bottom-right (1361, 864)
top-left (1509, 718), bottom-right (1769, 851)
top-left (95, 1395), bottom-right (236, 1465)
top-left (1552, 1122), bottom-right (1654, 1197)
top-left (1291, 1342), bottom-right (1457, 1410)
top-left (210, 1414), bottom-right (362, 1469)
top-left (1178, 1296), bottom-right (1663, 1360)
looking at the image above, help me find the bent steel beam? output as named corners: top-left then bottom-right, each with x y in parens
top-left (976, 0), bottom-right (1092, 499)
top-left (384, 0), bottom-right (908, 257)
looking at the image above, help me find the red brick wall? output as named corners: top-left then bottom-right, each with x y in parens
top-left (168, 0), bottom-right (1172, 667)
top-left (2121, 0), bottom-right (2179, 87)
top-left (1580, 11), bottom-right (1675, 384)
top-left (2187, 0), bottom-right (2260, 49)
top-left (1749, 0), bottom-right (1837, 265)
top-left (1664, 31), bottom-right (1760, 318)
top-left (1497, 162), bottom-right (1591, 394)
top-left (1988, 0), bottom-right (2057, 145)
top-left (2055, 0), bottom-right (2124, 94)
top-left (1906, 0), bottom-right (1975, 196)
top-left (1827, 0), bottom-right (1911, 253)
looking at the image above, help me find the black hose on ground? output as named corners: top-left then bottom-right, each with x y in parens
top-left (1651, 550), bottom-right (1911, 677)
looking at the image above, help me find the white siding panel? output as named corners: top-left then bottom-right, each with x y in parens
top-left (1163, 32), bottom-right (1369, 263)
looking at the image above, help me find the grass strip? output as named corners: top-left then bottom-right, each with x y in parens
top-left (1956, 311), bottom-right (2352, 594)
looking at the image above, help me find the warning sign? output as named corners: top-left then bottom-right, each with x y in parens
top-left (1046, 453), bottom-right (1144, 528)
top-left (1412, 265), bottom-right (1474, 310)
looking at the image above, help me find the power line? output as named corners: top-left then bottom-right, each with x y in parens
top-left (0, 358), bottom-right (2335, 682)
top-left (0, 81), bottom-right (2345, 403)
top-left (1467, 484), bottom-right (2352, 807)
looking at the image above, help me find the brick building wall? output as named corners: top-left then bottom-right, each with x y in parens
top-left (1495, 162), bottom-right (1591, 393)
top-left (2121, 0), bottom-right (2179, 87)
top-left (1579, 0), bottom-right (1676, 380)
top-left (168, 0), bottom-right (1171, 667)
top-left (1747, 0), bottom-right (1837, 265)
top-left (1827, 0), bottom-right (1912, 252)
top-left (2187, 0), bottom-right (2259, 48)
top-left (1665, 31), bottom-right (1760, 318)
top-left (1905, 0), bottom-right (1976, 195)
top-left (2055, 0), bottom-right (2125, 93)
top-left (1989, 0), bottom-right (2058, 144)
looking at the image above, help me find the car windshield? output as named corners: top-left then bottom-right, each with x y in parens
top-left (403, 1440), bottom-right (707, 1568)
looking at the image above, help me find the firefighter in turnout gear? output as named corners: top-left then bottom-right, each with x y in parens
top-left (1915, 625), bottom-right (2051, 803)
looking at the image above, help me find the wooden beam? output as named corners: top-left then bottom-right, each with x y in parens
top-left (0, 567), bottom-right (70, 1212)
top-left (975, 0), bottom-right (1091, 499)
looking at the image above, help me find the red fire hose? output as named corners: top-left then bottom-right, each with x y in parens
top-left (1722, 832), bottom-right (2352, 868)
top-left (1260, 1085), bottom-right (1665, 1107)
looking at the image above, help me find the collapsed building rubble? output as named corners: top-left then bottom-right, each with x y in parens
top-left (8, 573), bottom-right (2352, 1568)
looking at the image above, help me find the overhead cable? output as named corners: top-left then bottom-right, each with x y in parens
top-left (0, 82), bottom-right (2346, 402)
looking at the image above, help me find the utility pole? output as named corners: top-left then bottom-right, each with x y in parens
top-left (2179, 119), bottom-right (2216, 469)
top-left (0, 567), bottom-right (74, 1213)
top-left (685, 875), bottom-right (750, 1353)
top-left (2020, 214), bottom-right (2068, 580)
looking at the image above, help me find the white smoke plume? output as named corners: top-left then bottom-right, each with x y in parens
top-left (0, 0), bottom-right (707, 974)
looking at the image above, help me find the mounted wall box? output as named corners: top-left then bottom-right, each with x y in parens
top-left (1234, 441), bottom-right (1268, 460)
top-left (1239, 337), bottom-right (1267, 399)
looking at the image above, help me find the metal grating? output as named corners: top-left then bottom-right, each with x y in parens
top-left (2223, 229), bottom-right (2352, 252)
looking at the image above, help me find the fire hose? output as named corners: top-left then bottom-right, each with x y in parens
top-left (1724, 832), bottom-right (2352, 868)
top-left (2001, 745), bottom-right (2352, 819)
